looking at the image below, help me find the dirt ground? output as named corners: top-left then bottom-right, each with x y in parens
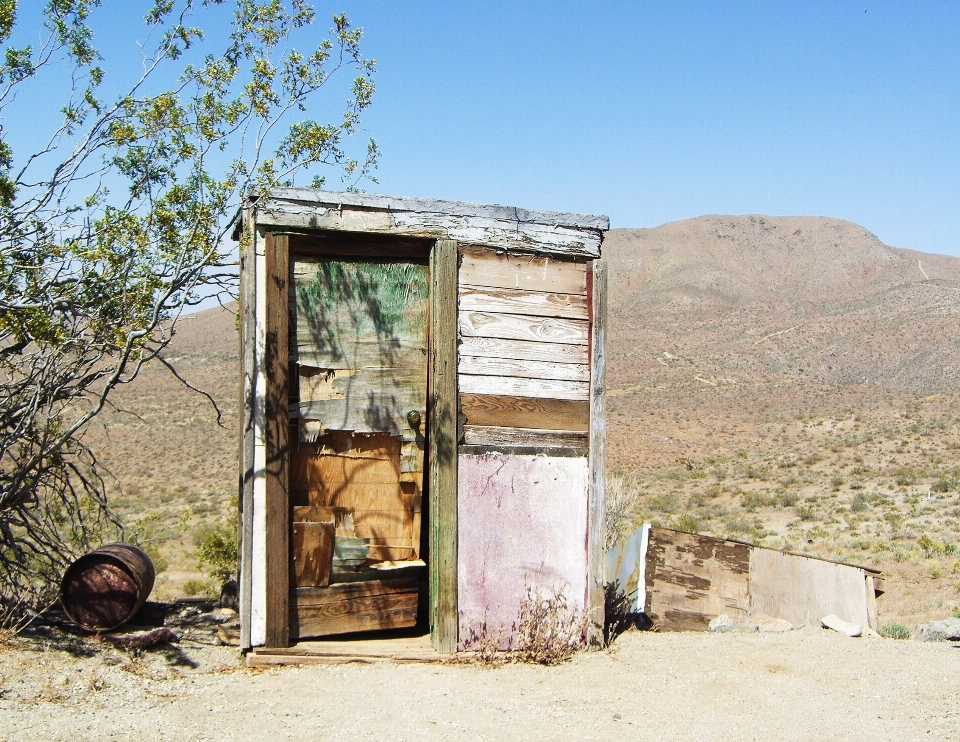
top-left (1, 628), bottom-right (957, 741)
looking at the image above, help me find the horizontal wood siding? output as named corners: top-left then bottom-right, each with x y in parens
top-left (460, 394), bottom-right (589, 432)
top-left (291, 578), bottom-right (419, 639)
top-left (457, 246), bottom-right (591, 451)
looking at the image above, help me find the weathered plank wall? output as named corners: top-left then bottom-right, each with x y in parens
top-left (748, 548), bottom-right (870, 629)
top-left (457, 246), bottom-right (590, 451)
top-left (457, 453), bottom-right (589, 645)
top-left (643, 528), bottom-right (751, 631)
top-left (636, 527), bottom-right (877, 632)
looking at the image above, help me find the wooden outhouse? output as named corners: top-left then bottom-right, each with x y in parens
top-left (236, 189), bottom-right (609, 657)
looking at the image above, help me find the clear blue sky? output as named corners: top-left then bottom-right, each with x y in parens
top-left (9, 1), bottom-right (960, 256)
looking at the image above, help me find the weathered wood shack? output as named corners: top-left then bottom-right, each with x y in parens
top-left (236, 189), bottom-right (609, 660)
top-left (607, 526), bottom-right (885, 632)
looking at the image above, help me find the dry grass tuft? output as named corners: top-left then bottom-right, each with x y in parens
top-left (513, 587), bottom-right (585, 665)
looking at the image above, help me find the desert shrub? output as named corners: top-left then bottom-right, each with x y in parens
top-left (604, 475), bottom-right (642, 550)
top-left (796, 505), bottom-right (816, 521)
top-left (513, 587), bottom-right (585, 665)
top-left (831, 475), bottom-right (845, 491)
top-left (894, 467), bottom-right (920, 486)
top-left (881, 623), bottom-right (911, 640)
top-left (804, 453), bottom-right (823, 465)
top-left (196, 525), bottom-right (238, 584)
top-left (183, 579), bottom-right (215, 598)
top-left (741, 492), bottom-right (769, 512)
top-left (851, 493), bottom-right (869, 512)
top-left (649, 493), bottom-right (681, 514)
top-left (849, 481), bottom-right (865, 490)
top-left (674, 514), bottom-right (702, 533)
top-left (918, 534), bottom-right (950, 558)
top-left (777, 491), bottom-right (800, 508)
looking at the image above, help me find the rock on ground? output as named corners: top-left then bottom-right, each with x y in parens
top-left (913, 617), bottom-right (960, 641)
top-left (821, 614), bottom-right (862, 637)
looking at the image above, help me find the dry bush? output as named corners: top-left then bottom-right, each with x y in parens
top-left (604, 474), bottom-right (642, 550)
top-left (459, 618), bottom-right (509, 667)
top-left (459, 586), bottom-right (586, 666)
top-left (513, 587), bottom-right (586, 665)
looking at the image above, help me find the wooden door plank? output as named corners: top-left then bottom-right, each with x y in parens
top-left (459, 245), bottom-right (588, 294)
top-left (458, 285), bottom-right (588, 319)
top-left (586, 259), bottom-right (607, 646)
top-left (459, 310), bottom-right (588, 345)
top-left (459, 394), bottom-right (589, 431)
top-left (458, 355), bottom-right (589, 383)
top-left (430, 239), bottom-right (458, 654)
top-left (458, 336), bottom-right (589, 364)
top-left (458, 374), bottom-right (589, 401)
top-left (264, 232), bottom-right (291, 648)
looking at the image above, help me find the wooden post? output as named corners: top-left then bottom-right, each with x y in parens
top-left (429, 239), bottom-right (458, 654)
top-left (264, 232), bottom-right (291, 648)
top-left (238, 211), bottom-right (257, 650)
top-left (587, 259), bottom-right (607, 646)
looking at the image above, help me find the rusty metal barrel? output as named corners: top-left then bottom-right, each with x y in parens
top-left (59, 543), bottom-right (156, 632)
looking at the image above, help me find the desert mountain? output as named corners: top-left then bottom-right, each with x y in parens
top-left (605, 215), bottom-right (960, 396)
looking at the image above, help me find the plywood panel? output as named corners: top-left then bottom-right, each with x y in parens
top-left (459, 246), bottom-right (588, 294)
top-left (749, 548), bottom-right (869, 629)
top-left (459, 311), bottom-right (588, 345)
top-left (457, 356), bottom-right (589, 383)
top-left (457, 453), bottom-right (589, 645)
top-left (291, 520), bottom-right (333, 588)
top-left (644, 528), bottom-right (751, 632)
top-left (459, 336), bottom-right (589, 364)
top-left (458, 285), bottom-right (588, 319)
top-left (458, 374), bottom-right (589, 401)
top-left (460, 394), bottom-right (589, 432)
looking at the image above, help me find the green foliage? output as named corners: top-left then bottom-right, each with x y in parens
top-left (649, 492), bottom-right (681, 514)
top-left (881, 623), bottom-right (911, 640)
top-left (183, 578), bottom-right (215, 598)
top-left (196, 525), bottom-right (238, 584)
top-left (918, 534), bottom-right (956, 558)
top-left (850, 493), bottom-right (869, 512)
top-left (674, 513), bottom-right (702, 533)
top-left (0, 1), bottom-right (377, 598)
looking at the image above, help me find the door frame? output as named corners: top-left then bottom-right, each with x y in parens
top-left (254, 230), bottom-right (459, 651)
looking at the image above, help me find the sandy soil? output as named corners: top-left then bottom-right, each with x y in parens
top-left (1, 628), bottom-right (957, 741)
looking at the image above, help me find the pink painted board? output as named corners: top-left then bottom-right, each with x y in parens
top-left (457, 453), bottom-right (589, 646)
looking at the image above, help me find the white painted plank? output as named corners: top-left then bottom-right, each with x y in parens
top-left (458, 336), bottom-right (589, 364)
top-left (251, 233), bottom-right (268, 648)
top-left (265, 187), bottom-right (611, 230)
top-left (458, 374), bottom-right (589, 400)
top-left (459, 311), bottom-right (588, 345)
top-left (255, 202), bottom-right (602, 258)
top-left (457, 355), bottom-right (589, 383)
top-left (458, 285), bottom-right (588, 319)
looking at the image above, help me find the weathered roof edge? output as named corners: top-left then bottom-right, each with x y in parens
top-left (261, 187), bottom-right (611, 231)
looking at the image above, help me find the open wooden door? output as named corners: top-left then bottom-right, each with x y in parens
top-left (287, 243), bottom-right (429, 640)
